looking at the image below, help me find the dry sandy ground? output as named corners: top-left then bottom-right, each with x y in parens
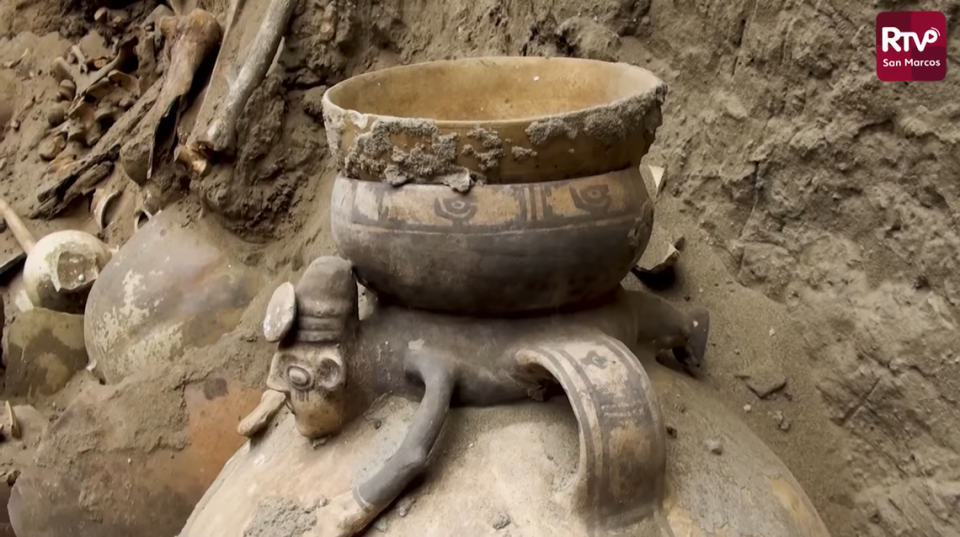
top-left (0, 0), bottom-right (958, 536)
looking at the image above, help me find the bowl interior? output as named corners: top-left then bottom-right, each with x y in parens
top-left (324, 57), bottom-right (662, 123)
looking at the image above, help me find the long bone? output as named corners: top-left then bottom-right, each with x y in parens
top-left (119, 8), bottom-right (222, 185)
top-left (177, 0), bottom-right (295, 175)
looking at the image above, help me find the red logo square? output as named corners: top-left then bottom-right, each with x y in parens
top-left (876, 11), bottom-right (947, 81)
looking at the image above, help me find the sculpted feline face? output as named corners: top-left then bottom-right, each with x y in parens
top-left (261, 256), bottom-right (358, 439)
top-left (266, 343), bottom-right (346, 438)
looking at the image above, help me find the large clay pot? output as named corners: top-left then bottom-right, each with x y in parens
top-left (83, 202), bottom-right (262, 383)
top-left (176, 271), bottom-right (829, 537)
top-left (179, 360), bottom-right (830, 537)
top-left (331, 168), bottom-right (654, 313)
top-left (321, 57), bottom-right (666, 184)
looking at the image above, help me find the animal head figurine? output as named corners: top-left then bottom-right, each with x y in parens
top-left (262, 256), bottom-right (358, 438)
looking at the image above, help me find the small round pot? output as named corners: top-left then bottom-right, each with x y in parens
top-left (331, 168), bottom-right (654, 314)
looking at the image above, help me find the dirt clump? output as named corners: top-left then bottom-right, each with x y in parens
top-left (197, 73), bottom-right (321, 239)
top-left (243, 497), bottom-right (320, 537)
top-left (343, 117), bottom-right (462, 187)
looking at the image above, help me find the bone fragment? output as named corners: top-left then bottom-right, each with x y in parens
top-left (51, 57), bottom-right (77, 83)
top-left (31, 73), bottom-right (162, 220)
top-left (143, 4), bottom-right (176, 31)
top-left (5, 401), bottom-right (20, 440)
top-left (0, 197), bottom-right (37, 253)
top-left (58, 79), bottom-right (76, 101)
top-left (196, 0), bottom-right (297, 157)
top-left (69, 45), bottom-right (89, 74)
top-left (119, 9), bottom-right (222, 185)
top-left (95, 7), bottom-right (130, 27)
top-left (168, 0), bottom-right (186, 17)
top-left (38, 134), bottom-right (66, 161)
top-left (53, 37), bottom-right (136, 103)
top-left (67, 102), bottom-right (98, 145)
top-left (76, 38), bottom-right (137, 99)
top-left (94, 104), bottom-right (123, 124)
top-left (47, 104), bottom-right (66, 127)
top-left (107, 71), bottom-right (139, 94)
top-left (3, 48), bottom-right (29, 69)
top-left (8, 95), bottom-right (35, 131)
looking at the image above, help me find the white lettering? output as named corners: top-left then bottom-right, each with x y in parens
top-left (882, 27), bottom-right (902, 52)
top-left (881, 27), bottom-right (940, 52)
top-left (882, 58), bottom-right (902, 67)
top-left (905, 58), bottom-right (941, 67)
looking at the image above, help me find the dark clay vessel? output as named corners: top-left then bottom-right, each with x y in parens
top-left (322, 57), bottom-right (666, 314)
top-left (331, 168), bottom-right (654, 314)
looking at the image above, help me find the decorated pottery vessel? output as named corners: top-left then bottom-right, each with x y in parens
top-left (330, 168), bottom-right (653, 313)
top-left (322, 57), bottom-right (666, 314)
top-left (177, 257), bottom-right (830, 537)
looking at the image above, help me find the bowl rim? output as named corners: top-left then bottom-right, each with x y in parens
top-left (321, 56), bottom-right (666, 129)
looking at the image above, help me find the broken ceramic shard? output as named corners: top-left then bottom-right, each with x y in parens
top-left (263, 282), bottom-right (296, 342)
top-left (640, 163), bottom-right (667, 199)
top-left (91, 186), bottom-right (120, 230)
top-left (633, 235), bottom-right (685, 289)
top-left (633, 241), bottom-right (680, 277)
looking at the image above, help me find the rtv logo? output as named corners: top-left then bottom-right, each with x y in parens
top-left (880, 27), bottom-right (941, 52)
top-left (876, 11), bottom-right (947, 82)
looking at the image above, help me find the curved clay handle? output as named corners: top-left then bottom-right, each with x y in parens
top-left (516, 334), bottom-right (667, 533)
